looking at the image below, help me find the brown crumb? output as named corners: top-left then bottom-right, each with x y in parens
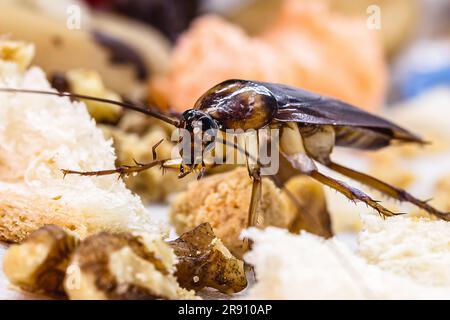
top-left (169, 222), bottom-right (247, 294)
top-left (170, 167), bottom-right (329, 258)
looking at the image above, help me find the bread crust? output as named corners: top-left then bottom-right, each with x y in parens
top-left (0, 191), bottom-right (87, 243)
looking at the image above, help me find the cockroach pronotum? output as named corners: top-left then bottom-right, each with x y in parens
top-left (1, 79), bottom-right (449, 237)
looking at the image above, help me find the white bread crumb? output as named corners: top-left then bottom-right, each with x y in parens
top-left (243, 227), bottom-right (450, 299)
top-left (0, 41), bottom-right (165, 241)
top-left (359, 214), bottom-right (450, 287)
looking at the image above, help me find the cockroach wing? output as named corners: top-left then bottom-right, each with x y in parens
top-left (256, 81), bottom-right (423, 144)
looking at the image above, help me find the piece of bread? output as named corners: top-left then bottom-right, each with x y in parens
top-left (0, 190), bottom-right (87, 243)
top-left (170, 168), bottom-right (297, 258)
top-left (244, 227), bottom-right (450, 299)
top-left (358, 214), bottom-right (450, 287)
top-left (169, 167), bottom-right (332, 258)
top-left (0, 40), bottom-right (164, 242)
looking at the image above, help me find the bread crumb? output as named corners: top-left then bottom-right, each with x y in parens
top-left (359, 214), bottom-right (450, 287)
top-left (244, 227), bottom-right (450, 299)
top-left (170, 168), bottom-right (296, 258)
top-left (170, 167), bottom-right (332, 257)
top-left (0, 41), bottom-right (165, 242)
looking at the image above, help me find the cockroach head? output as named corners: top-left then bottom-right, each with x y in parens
top-left (180, 109), bottom-right (219, 134)
top-left (179, 109), bottom-right (219, 166)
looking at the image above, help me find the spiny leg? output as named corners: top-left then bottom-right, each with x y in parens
top-left (62, 159), bottom-right (167, 178)
top-left (326, 161), bottom-right (450, 221)
top-left (152, 138), bottom-right (164, 160)
top-left (62, 156), bottom-right (224, 181)
top-left (62, 138), bottom-right (169, 178)
top-left (308, 170), bottom-right (399, 218)
top-left (245, 130), bottom-right (262, 228)
top-left (242, 130), bottom-right (262, 257)
top-left (244, 167), bottom-right (261, 280)
top-left (177, 164), bottom-right (190, 179)
top-left (247, 169), bottom-right (262, 228)
top-left (197, 161), bottom-right (206, 180)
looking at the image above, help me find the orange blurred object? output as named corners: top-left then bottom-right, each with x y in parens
top-left (150, 0), bottom-right (387, 113)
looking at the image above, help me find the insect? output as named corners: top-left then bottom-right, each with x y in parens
top-left (1, 79), bottom-right (448, 236)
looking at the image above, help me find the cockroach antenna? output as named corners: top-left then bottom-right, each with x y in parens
top-left (0, 88), bottom-right (181, 127)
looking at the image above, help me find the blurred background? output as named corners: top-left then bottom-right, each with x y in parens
top-left (2, 0), bottom-right (450, 106)
top-left (1, 0), bottom-right (450, 233)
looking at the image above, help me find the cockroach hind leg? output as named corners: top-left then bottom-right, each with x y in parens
top-left (325, 161), bottom-right (450, 221)
top-left (308, 170), bottom-right (399, 218)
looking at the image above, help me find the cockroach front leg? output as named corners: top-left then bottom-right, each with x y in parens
top-left (152, 138), bottom-right (164, 160)
top-left (62, 138), bottom-right (186, 179)
top-left (62, 138), bottom-right (169, 178)
top-left (62, 159), bottom-right (167, 178)
top-left (67, 159), bottom-right (187, 177)
top-left (326, 161), bottom-right (450, 221)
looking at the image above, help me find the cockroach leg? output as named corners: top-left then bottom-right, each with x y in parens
top-left (132, 158), bottom-right (144, 166)
top-left (62, 158), bottom-right (171, 178)
top-left (308, 170), bottom-right (399, 218)
top-left (243, 168), bottom-right (261, 280)
top-left (62, 154), bottom-right (206, 180)
top-left (242, 167), bottom-right (262, 253)
top-left (326, 161), bottom-right (450, 221)
top-left (248, 169), bottom-right (262, 228)
top-left (152, 138), bottom-right (164, 160)
top-left (178, 164), bottom-right (190, 179)
top-left (197, 162), bottom-right (206, 180)
top-left (244, 131), bottom-right (262, 228)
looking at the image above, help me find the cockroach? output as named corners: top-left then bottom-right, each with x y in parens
top-left (1, 79), bottom-right (448, 237)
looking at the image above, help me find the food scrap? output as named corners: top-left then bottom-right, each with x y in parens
top-left (170, 168), bottom-right (331, 257)
top-left (3, 225), bottom-right (78, 297)
top-left (168, 222), bottom-right (247, 294)
top-left (2, 223), bottom-right (246, 299)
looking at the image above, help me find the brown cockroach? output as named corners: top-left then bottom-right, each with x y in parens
top-left (1, 79), bottom-right (448, 237)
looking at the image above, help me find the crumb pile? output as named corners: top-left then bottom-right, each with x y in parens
top-left (0, 40), bottom-right (163, 241)
top-left (244, 223), bottom-right (450, 299)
